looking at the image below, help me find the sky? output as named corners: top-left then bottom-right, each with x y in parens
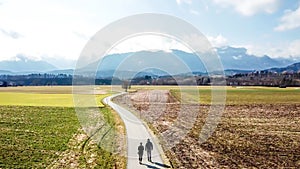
top-left (0, 0), bottom-right (300, 63)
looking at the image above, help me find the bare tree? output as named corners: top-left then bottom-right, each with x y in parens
top-left (122, 80), bottom-right (131, 92)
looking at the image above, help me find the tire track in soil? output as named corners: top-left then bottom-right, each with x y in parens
top-left (47, 125), bottom-right (114, 169)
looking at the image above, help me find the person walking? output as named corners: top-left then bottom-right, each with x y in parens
top-left (145, 138), bottom-right (153, 162)
top-left (138, 142), bottom-right (144, 164)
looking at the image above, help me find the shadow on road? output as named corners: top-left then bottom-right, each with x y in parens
top-left (141, 161), bottom-right (171, 168)
top-left (153, 161), bottom-right (171, 168)
top-left (141, 163), bottom-right (159, 169)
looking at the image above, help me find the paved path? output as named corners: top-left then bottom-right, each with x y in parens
top-left (103, 94), bottom-right (169, 169)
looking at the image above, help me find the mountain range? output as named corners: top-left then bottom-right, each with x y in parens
top-left (0, 54), bottom-right (57, 73)
top-left (266, 62), bottom-right (300, 73)
top-left (0, 46), bottom-right (299, 76)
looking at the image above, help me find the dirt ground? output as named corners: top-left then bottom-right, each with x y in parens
top-left (114, 90), bottom-right (300, 168)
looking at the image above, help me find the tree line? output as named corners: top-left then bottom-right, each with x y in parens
top-left (1, 71), bottom-right (300, 87)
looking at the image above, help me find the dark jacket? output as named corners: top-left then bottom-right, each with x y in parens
top-left (138, 145), bottom-right (144, 155)
top-left (145, 141), bottom-right (153, 151)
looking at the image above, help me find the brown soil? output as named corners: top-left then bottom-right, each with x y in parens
top-left (113, 90), bottom-right (300, 169)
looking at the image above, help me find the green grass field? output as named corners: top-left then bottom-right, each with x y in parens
top-left (169, 86), bottom-right (300, 104)
top-left (0, 106), bottom-right (79, 168)
top-left (0, 86), bottom-right (125, 168)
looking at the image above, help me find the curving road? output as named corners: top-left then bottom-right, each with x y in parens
top-left (103, 93), bottom-right (169, 169)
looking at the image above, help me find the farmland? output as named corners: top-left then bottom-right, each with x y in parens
top-left (0, 106), bottom-right (79, 168)
top-left (0, 86), bottom-right (125, 168)
top-left (0, 86), bottom-right (111, 107)
top-left (171, 86), bottom-right (300, 104)
top-left (114, 86), bottom-right (300, 168)
top-left (1, 85), bottom-right (299, 168)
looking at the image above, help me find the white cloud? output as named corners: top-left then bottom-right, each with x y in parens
top-left (207, 34), bottom-right (228, 47)
top-left (288, 39), bottom-right (300, 56)
top-left (110, 34), bottom-right (228, 55)
top-left (0, 0), bottom-right (98, 61)
top-left (109, 35), bottom-right (192, 54)
top-left (212, 0), bottom-right (280, 16)
top-left (189, 9), bottom-right (200, 15)
top-left (232, 55), bottom-right (242, 60)
top-left (0, 28), bottom-right (22, 39)
top-left (176, 0), bottom-right (192, 5)
top-left (241, 39), bottom-right (300, 59)
top-left (274, 5), bottom-right (300, 31)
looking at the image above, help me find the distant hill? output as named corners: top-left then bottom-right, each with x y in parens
top-left (0, 70), bottom-right (14, 75)
top-left (47, 69), bottom-right (74, 75)
top-left (224, 69), bottom-right (254, 76)
top-left (0, 47), bottom-right (298, 76)
top-left (0, 54), bottom-right (56, 73)
top-left (216, 46), bottom-right (294, 70)
top-left (85, 47), bottom-right (296, 76)
top-left (265, 62), bottom-right (300, 73)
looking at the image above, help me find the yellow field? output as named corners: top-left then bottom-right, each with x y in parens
top-left (1, 85), bottom-right (299, 106)
top-left (0, 86), bottom-right (113, 107)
